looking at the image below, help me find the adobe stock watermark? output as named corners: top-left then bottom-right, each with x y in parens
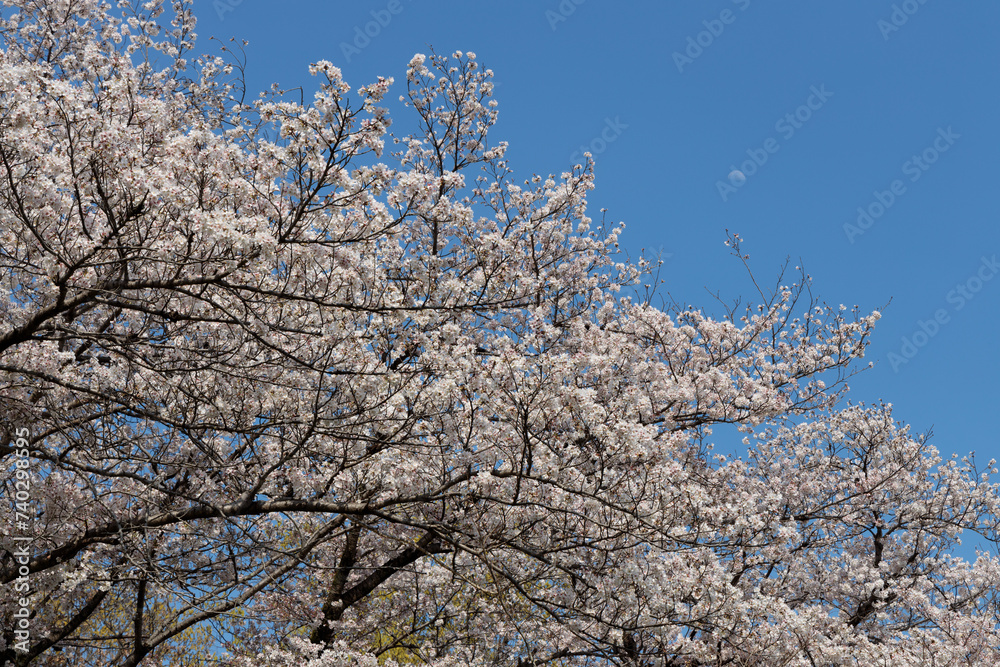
top-left (8, 425), bottom-right (33, 653)
top-left (570, 117), bottom-right (628, 166)
top-left (843, 126), bottom-right (959, 244)
top-left (877, 0), bottom-right (932, 41)
top-left (338, 0), bottom-right (412, 63)
top-left (887, 254), bottom-right (999, 372)
top-left (673, 0), bottom-right (752, 74)
top-left (545, 0), bottom-right (586, 31)
top-left (213, 0), bottom-right (244, 20)
top-left (716, 84), bottom-right (833, 202)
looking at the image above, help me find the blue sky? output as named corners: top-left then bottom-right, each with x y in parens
top-left (196, 1), bottom-right (1000, 476)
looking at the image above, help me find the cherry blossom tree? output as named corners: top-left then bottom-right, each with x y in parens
top-left (1, 2), bottom-right (999, 666)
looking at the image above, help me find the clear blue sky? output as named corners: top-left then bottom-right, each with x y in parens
top-left (196, 1), bottom-right (1000, 473)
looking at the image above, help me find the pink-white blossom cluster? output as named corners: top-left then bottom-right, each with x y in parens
top-left (0, 2), bottom-right (997, 666)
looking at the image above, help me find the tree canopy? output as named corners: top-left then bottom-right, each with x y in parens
top-left (1, 2), bottom-right (999, 665)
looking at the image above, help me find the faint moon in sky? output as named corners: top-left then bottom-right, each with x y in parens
top-left (728, 170), bottom-right (746, 185)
